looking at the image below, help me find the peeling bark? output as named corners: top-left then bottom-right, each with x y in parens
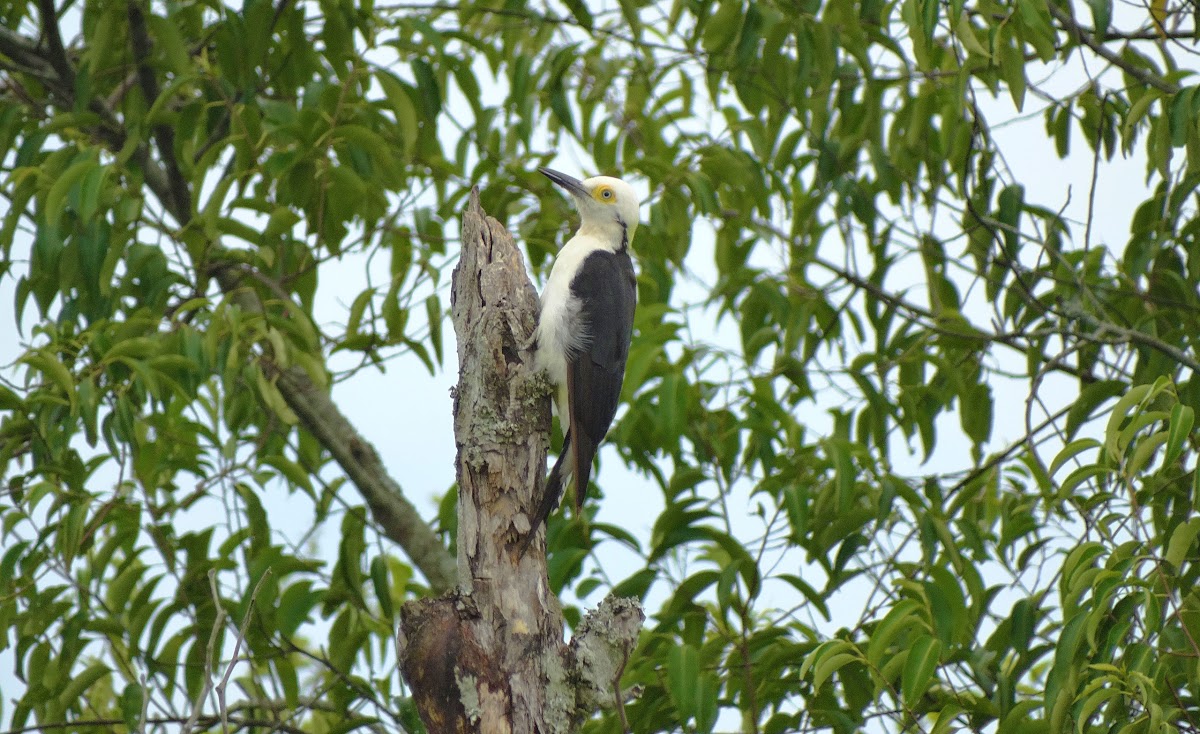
top-left (400, 189), bottom-right (644, 734)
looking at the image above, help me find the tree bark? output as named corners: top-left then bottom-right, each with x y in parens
top-left (399, 189), bottom-right (643, 734)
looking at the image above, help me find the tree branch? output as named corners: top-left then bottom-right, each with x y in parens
top-left (202, 261), bottom-right (456, 590)
top-left (36, 0), bottom-right (74, 89)
top-left (127, 1), bottom-right (192, 217)
top-left (0, 25), bottom-right (70, 98)
top-left (400, 188), bottom-right (643, 734)
top-left (0, 23), bottom-right (457, 590)
top-left (747, 216), bottom-right (1097, 383)
top-left (1047, 2), bottom-right (1179, 94)
top-left (401, 188), bottom-right (555, 733)
top-left (274, 363), bottom-right (458, 591)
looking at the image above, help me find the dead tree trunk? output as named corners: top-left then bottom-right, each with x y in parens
top-left (399, 189), bottom-right (644, 734)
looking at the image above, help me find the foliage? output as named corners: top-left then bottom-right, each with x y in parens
top-left (2, 0), bottom-right (1200, 732)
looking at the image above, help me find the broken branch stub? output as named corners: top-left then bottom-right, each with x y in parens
top-left (398, 188), bottom-right (643, 734)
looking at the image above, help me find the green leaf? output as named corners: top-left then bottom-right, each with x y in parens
top-left (278, 581), bottom-right (322, 637)
top-left (1076, 681), bottom-right (1121, 734)
top-left (999, 41), bottom-right (1028, 111)
top-left (1122, 91), bottom-right (1159, 148)
top-left (954, 13), bottom-right (990, 59)
top-left (548, 82), bottom-right (575, 135)
top-left (120, 683), bottom-right (145, 729)
top-left (1169, 86), bottom-right (1198, 148)
top-left (262, 455), bottom-right (314, 496)
top-left (801, 639), bottom-right (860, 692)
top-left (333, 510), bottom-right (368, 611)
top-left (1050, 438), bottom-right (1102, 477)
top-left (1125, 429), bottom-right (1167, 477)
top-left (1061, 542), bottom-right (1106, 598)
top-left (702, 0), bottom-right (742, 54)
top-left (1164, 402), bottom-right (1194, 466)
top-left (902, 635), bottom-right (940, 707)
top-left (1046, 613), bottom-right (1087, 726)
top-left (1165, 517), bottom-right (1200, 569)
top-left (610, 568), bottom-right (657, 600)
top-left (735, 4), bottom-right (763, 71)
top-left (44, 154), bottom-right (98, 226)
top-left (867, 599), bottom-right (923, 669)
top-left (1104, 383), bottom-right (1154, 462)
top-left (666, 643), bottom-right (700, 720)
top-left (345, 288), bottom-right (375, 339)
top-left (0, 383), bottom-right (25, 410)
top-left (923, 568), bottom-right (966, 645)
top-left (960, 382), bottom-right (993, 445)
top-left (1015, 0), bottom-right (1057, 60)
top-left (411, 58), bottom-right (442, 116)
top-left (370, 555), bottom-right (394, 620)
top-left (778, 574), bottom-right (831, 622)
top-left (996, 184), bottom-right (1024, 253)
top-left (1086, 0), bottom-right (1112, 36)
top-left (425, 294), bottom-right (443, 366)
top-left (76, 163), bottom-right (108, 222)
top-left (256, 370), bottom-right (298, 424)
top-left (56, 661), bottom-right (111, 710)
top-left (377, 71), bottom-right (420, 155)
top-left (561, 0), bottom-right (593, 29)
top-left (931, 703), bottom-right (965, 734)
top-left (21, 350), bottom-right (76, 412)
top-left (618, 0), bottom-right (643, 35)
top-left (147, 13), bottom-right (194, 75)
top-left (696, 672), bottom-right (720, 734)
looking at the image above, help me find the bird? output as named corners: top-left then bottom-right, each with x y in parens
top-left (519, 167), bottom-right (640, 556)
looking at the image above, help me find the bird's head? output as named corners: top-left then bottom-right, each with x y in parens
top-left (539, 167), bottom-right (640, 244)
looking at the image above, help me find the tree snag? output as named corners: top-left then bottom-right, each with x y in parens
top-left (399, 189), bottom-right (644, 734)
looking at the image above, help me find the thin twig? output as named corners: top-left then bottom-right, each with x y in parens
top-left (0, 715), bottom-right (310, 734)
top-left (181, 570), bottom-right (228, 734)
top-left (1047, 3), bottom-right (1179, 94)
top-left (137, 671), bottom-right (151, 734)
top-left (216, 569), bottom-right (273, 734)
top-left (1084, 97), bottom-right (1104, 256)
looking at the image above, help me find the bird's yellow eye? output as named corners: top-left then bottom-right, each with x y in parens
top-left (593, 186), bottom-right (615, 202)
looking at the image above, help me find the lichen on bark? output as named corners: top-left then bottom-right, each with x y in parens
top-left (398, 188), bottom-right (643, 734)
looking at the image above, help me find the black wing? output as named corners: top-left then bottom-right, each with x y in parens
top-left (518, 246), bottom-right (636, 557)
top-left (568, 247), bottom-right (637, 508)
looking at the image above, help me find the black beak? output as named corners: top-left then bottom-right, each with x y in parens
top-left (538, 167), bottom-right (588, 199)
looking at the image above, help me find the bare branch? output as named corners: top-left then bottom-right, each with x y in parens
top-left (216, 570), bottom-right (272, 734)
top-left (400, 189), bottom-right (643, 733)
top-left (181, 570), bottom-right (227, 734)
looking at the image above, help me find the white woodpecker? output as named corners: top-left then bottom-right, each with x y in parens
top-left (521, 167), bottom-right (639, 555)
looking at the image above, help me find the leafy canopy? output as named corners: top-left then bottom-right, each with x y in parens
top-left (2, 0), bottom-right (1200, 733)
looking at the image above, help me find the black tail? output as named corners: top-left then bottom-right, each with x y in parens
top-left (571, 428), bottom-right (597, 514)
top-left (517, 428), bottom-right (600, 557)
top-left (517, 431), bottom-right (572, 557)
